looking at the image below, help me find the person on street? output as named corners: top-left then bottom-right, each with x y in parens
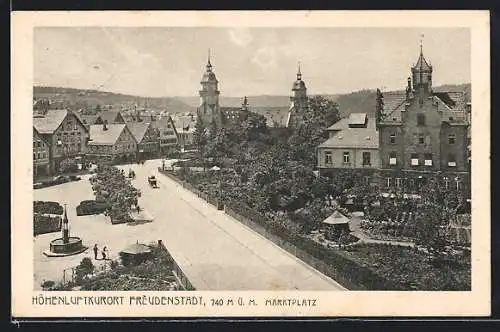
top-left (93, 244), bottom-right (98, 260)
top-left (102, 246), bottom-right (107, 260)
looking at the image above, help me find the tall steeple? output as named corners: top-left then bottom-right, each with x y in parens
top-left (291, 61), bottom-right (307, 107)
top-left (297, 61), bottom-right (302, 80)
top-left (198, 49), bottom-right (220, 125)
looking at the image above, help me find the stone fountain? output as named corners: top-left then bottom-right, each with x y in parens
top-left (43, 204), bottom-right (88, 257)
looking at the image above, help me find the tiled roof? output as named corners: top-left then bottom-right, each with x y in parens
top-left (413, 52), bottom-right (432, 71)
top-left (319, 117), bottom-right (379, 149)
top-left (98, 110), bottom-right (123, 124)
top-left (126, 122), bottom-right (151, 143)
top-left (327, 118), bottom-right (350, 131)
top-left (88, 124), bottom-right (126, 145)
top-left (33, 109), bottom-right (68, 134)
top-left (381, 91), bottom-right (406, 122)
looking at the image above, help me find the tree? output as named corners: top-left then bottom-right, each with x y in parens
top-left (193, 116), bottom-right (208, 170)
top-left (413, 204), bottom-right (447, 254)
top-left (75, 257), bottom-right (94, 283)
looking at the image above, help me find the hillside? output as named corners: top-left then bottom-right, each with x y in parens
top-left (34, 83), bottom-right (470, 117)
top-left (33, 86), bottom-right (196, 114)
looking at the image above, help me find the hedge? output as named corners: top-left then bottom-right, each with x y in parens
top-left (33, 201), bottom-right (63, 215)
top-left (76, 200), bottom-right (110, 216)
top-left (34, 213), bottom-right (62, 236)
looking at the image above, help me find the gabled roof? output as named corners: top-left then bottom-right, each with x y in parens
top-left (171, 114), bottom-right (196, 133)
top-left (322, 210), bottom-right (349, 225)
top-left (319, 117), bottom-right (379, 149)
top-left (126, 122), bottom-right (151, 143)
top-left (88, 124), bottom-right (127, 145)
top-left (98, 110), bottom-right (123, 124)
top-left (33, 109), bottom-right (68, 134)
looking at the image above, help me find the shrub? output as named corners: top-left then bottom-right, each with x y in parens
top-left (76, 200), bottom-right (110, 216)
top-left (33, 214), bottom-right (61, 235)
top-left (75, 257), bottom-right (94, 283)
top-left (33, 201), bottom-right (63, 215)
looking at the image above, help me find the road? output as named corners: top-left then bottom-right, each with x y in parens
top-left (33, 159), bottom-right (345, 290)
top-left (123, 160), bottom-right (345, 290)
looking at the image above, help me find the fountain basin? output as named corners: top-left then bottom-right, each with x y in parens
top-left (43, 237), bottom-right (88, 257)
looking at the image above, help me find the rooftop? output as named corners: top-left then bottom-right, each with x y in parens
top-left (319, 117), bottom-right (379, 149)
top-left (126, 122), bottom-right (151, 143)
top-left (88, 124), bottom-right (127, 145)
top-left (33, 109), bottom-right (70, 134)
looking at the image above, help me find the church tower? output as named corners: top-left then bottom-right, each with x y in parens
top-left (290, 62), bottom-right (308, 110)
top-left (286, 62), bottom-right (308, 128)
top-left (198, 49), bottom-right (220, 125)
top-left (411, 42), bottom-right (433, 95)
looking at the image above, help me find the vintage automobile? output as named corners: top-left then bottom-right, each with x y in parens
top-left (148, 176), bottom-right (158, 188)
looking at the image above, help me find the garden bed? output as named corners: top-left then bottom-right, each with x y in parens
top-left (33, 201), bottom-right (63, 215)
top-left (34, 213), bottom-right (62, 236)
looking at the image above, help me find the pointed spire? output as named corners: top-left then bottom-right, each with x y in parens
top-left (297, 61), bottom-right (302, 80)
top-left (63, 204), bottom-right (68, 223)
top-left (206, 48), bottom-right (212, 70)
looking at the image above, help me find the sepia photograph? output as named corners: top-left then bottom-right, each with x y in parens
top-left (12, 10), bottom-right (490, 317)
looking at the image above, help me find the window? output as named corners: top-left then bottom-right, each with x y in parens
top-left (343, 152), bottom-right (350, 164)
top-left (389, 151), bottom-right (397, 165)
top-left (395, 178), bottom-right (402, 188)
top-left (455, 178), bottom-right (461, 190)
top-left (424, 153), bottom-right (433, 166)
top-left (362, 152), bottom-right (371, 166)
top-left (418, 133), bottom-right (425, 145)
top-left (364, 176), bottom-right (370, 185)
top-left (448, 154), bottom-right (457, 167)
top-left (324, 151), bottom-right (332, 165)
top-left (448, 133), bottom-right (456, 145)
top-left (386, 178), bottom-right (392, 188)
top-left (411, 153), bottom-right (419, 166)
top-left (417, 113), bottom-right (426, 126)
top-left (33, 153), bottom-right (36, 160)
top-left (389, 133), bottom-right (396, 144)
top-left (33, 141), bottom-right (36, 148)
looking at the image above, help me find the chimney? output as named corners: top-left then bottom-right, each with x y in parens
top-left (103, 120), bottom-right (108, 131)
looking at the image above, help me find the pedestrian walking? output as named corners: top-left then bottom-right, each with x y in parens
top-left (93, 244), bottom-right (98, 260)
top-left (102, 246), bottom-right (108, 260)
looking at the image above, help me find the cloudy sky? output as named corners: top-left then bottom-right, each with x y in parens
top-left (34, 27), bottom-right (470, 97)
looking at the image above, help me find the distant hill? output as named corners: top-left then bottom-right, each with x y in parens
top-left (33, 86), bottom-right (196, 114)
top-left (34, 83), bottom-right (470, 118)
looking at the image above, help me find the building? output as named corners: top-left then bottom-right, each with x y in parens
top-left (220, 97), bottom-right (250, 126)
top-left (171, 114), bottom-right (197, 150)
top-left (96, 110), bottom-right (125, 124)
top-left (377, 46), bottom-right (470, 192)
top-left (197, 51), bottom-right (222, 127)
top-left (126, 122), bottom-right (159, 159)
top-left (317, 113), bottom-right (380, 175)
top-left (151, 115), bottom-right (179, 154)
top-left (286, 63), bottom-right (309, 128)
top-left (33, 109), bottom-right (89, 174)
top-left (33, 127), bottom-right (50, 178)
top-left (87, 122), bottom-right (137, 163)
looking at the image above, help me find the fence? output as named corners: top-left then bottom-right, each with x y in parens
top-left (156, 240), bottom-right (195, 291)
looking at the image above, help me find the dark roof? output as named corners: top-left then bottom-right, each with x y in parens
top-left (88, 124), bottom-right (127, 145)
top-left (98, 110), bottom-right (123, 124)
top-left (292, 79), bottom-right (306, 90)
top-left (33, 109), bottom-right (68, 134)
top-left (413, 51), bottom-right (432, 71)
top-left (126, 122), bottom-right (151, 143)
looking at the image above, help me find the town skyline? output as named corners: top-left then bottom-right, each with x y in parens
top-left (34, 27), bottom-right (471, 98)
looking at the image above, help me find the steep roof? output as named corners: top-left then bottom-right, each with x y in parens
top-left (126, 122), bottom-right (151, 143)
top-left (413, 51), bottom-right (432, 71)
top-left (348, 113), bottom-right (367, 126)
top-left (98, 110), bottom-right (123, 124)
top-left (319, 117), bottom-right (379, 149)
top-left (88, 124), bottom-right (127, 145)
top-left (33, 109), bottom-right (68, 134)
top-left (171, 114), bottom-right (196, 133)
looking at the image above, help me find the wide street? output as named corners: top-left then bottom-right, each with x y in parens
top-left (34, 159), bottom-right (345, 291)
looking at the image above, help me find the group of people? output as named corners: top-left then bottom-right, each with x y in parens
top-left (93, 244), bottom-right (108, 260)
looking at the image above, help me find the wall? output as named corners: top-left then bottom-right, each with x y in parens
top-left (318, 147), bottom-right (380, 169)
top-left (52, 112), bottom-right (89, 159)
top-left (440, 123), bottom-right (468, 172)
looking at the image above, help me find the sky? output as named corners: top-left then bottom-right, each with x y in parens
top-left (34, 27), bottom-right (470, 98)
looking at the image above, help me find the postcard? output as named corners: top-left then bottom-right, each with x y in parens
top-left (11, 10), bottom-right (490, 318)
